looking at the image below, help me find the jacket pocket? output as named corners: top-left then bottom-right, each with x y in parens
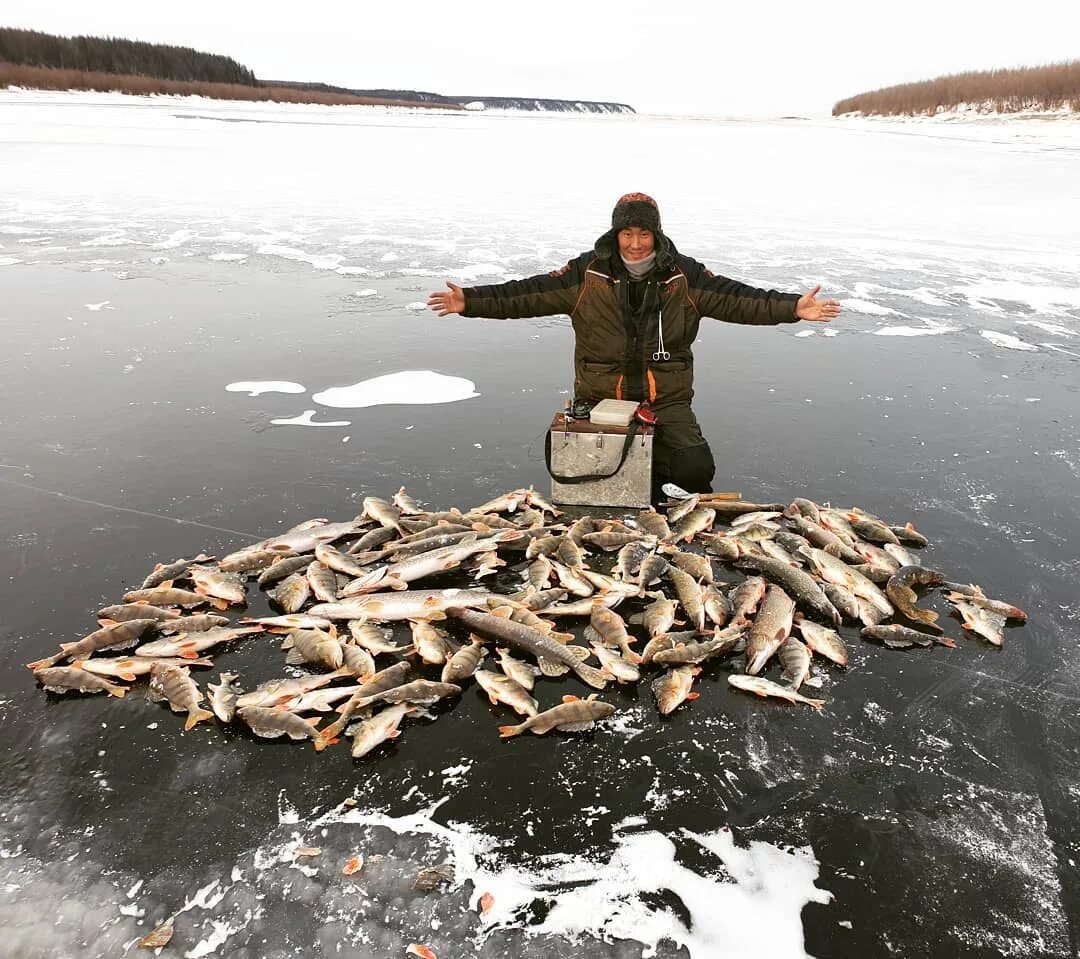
top-left (577, 360), bottom-right (622, 402)
top-left (646, 359), bottom-right (693, 405)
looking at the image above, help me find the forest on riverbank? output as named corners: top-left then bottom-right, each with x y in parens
top-left (834, 59), bottom-right (1079, 116)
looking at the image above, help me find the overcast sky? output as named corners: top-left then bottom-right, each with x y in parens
top-left (5, 1), bottom-right (1079, 116)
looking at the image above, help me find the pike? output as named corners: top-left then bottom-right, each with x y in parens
top-left (886, 566), bottom-right (945, 631)
top-left (745, 585), bottom-right (796, 675)
top-left (728, 674), bottom-right (825, 709)
top-left (448, 607), bottom-right (609, 689)
top-left (499, 694), bottom-right (615, 737)
top-left (735, 555), bottom-right (841, 626)
top-left (148, 663), bottom-right (215, 730)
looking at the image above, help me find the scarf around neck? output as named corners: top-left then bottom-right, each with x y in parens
top-left (620, 251), bottom-right (656, 279)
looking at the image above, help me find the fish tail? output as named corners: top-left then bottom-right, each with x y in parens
top-left (26, 654), bottom-right (61, 670)
top-left (572, 662), bottom-right (609, 691)
top-left (106, 682), bottom-right (129, 698)
top-left (498, 723), bottom-right (524, 738)
top-left (184, 707), bottom-right (215, 730)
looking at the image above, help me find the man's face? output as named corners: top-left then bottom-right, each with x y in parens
top-left (618, 227), bottom-right (655, 261)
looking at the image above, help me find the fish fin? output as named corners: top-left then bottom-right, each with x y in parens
top-left (184, 708), bottom-right (214, 730)
top-left (388, 728), bottom-right (402, 739)
top-left (159, 580), bottom-right (174, 589)
top-left (97, 618), bottom-right (117, 627)
top-left (498, 724), bottom-right (522, 738)
top-left (582, 625), bottom-right (602, 645)
top-left (537, 657), bottom-right (569, 677)
top-left (285, 649), bottom-right (307, 666)
top-left (572, 662), bottom-right (609, 690)
top-left (118, 669), bottom-right (138, 682)
top-left (939, 637), bottom-right (958, 648)
top-left (26, 654), bottom-right (62, 670)
top-left (106, 683), bottom-right (129, 698)
top-left (687, 692), bottom-right (700, 701)
top-left (487, 694), bottom-right (500, 705)
top-left (178, 646), bottom-right (201, 660)
top-left (555, 720), bottom-right (595, 732)
top-left (566, 645), bottom-right (591, 662)
top-left (490, 606), bottom-right (514, 619)
top-left (562, 694), bottom-right (580, 702)
top-left (281, 636), bottom-right (294, 649)
top-left (210, 598), bottom-right (230, 611)
top-left (305, 716), bottom-right (321, 726)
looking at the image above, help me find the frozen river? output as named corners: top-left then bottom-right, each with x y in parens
top-left (1, 91), bottom-right (1079, 958)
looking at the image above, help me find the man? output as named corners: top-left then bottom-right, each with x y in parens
top-left (427, 192), bottom-right (840, 498)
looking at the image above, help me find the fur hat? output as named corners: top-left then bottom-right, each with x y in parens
top-left (611, 192), bottom-right (661, 233)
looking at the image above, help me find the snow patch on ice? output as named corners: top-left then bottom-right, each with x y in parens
top-left (1016, 319), bottom-right (1076, 337)
top-left (979, 330), bottom-right (1038, 352)
top-left (226, 380), bottom-right (305, 397)
top-left (0, 255), bottom-right (22, 266)
top-left (872, 323), bottom-right (958, 337)
top-left (257, 244), bottom-right (344, 270)
top-left (313, 371), bottom-right (479, 409)
top-left (841, 298), bottom-right (901, 316)
top-left (209, 252), bottom-right (248, 262)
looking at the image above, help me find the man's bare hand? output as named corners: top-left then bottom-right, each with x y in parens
top-left (427, 281), bottom-right (465, 317)
top-left (795, 285), bottom-right (842, 322)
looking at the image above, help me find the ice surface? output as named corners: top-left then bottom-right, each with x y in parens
top-left (312, 371), bottom-right (480, 409)
top-left (269, 410), bottom-right (351, 427)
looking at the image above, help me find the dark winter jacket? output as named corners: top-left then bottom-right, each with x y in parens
top-left (462, 229), bottom-right (800, 407)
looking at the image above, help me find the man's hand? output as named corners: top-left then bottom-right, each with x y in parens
top-left (795, 285), bottom-right (841, 322)
top-left (427, 281), bottom-right (465, 317)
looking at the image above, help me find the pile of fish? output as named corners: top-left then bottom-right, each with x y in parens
top-left (27, 487), bottom-right (1028, 757)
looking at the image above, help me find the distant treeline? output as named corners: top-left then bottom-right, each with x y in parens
top-left (834, 60), bottom-right (1080, 116)
top-left (0, 62), bottom-right (442, 108)
top-left (0, 26), bottom-right (257, 85)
